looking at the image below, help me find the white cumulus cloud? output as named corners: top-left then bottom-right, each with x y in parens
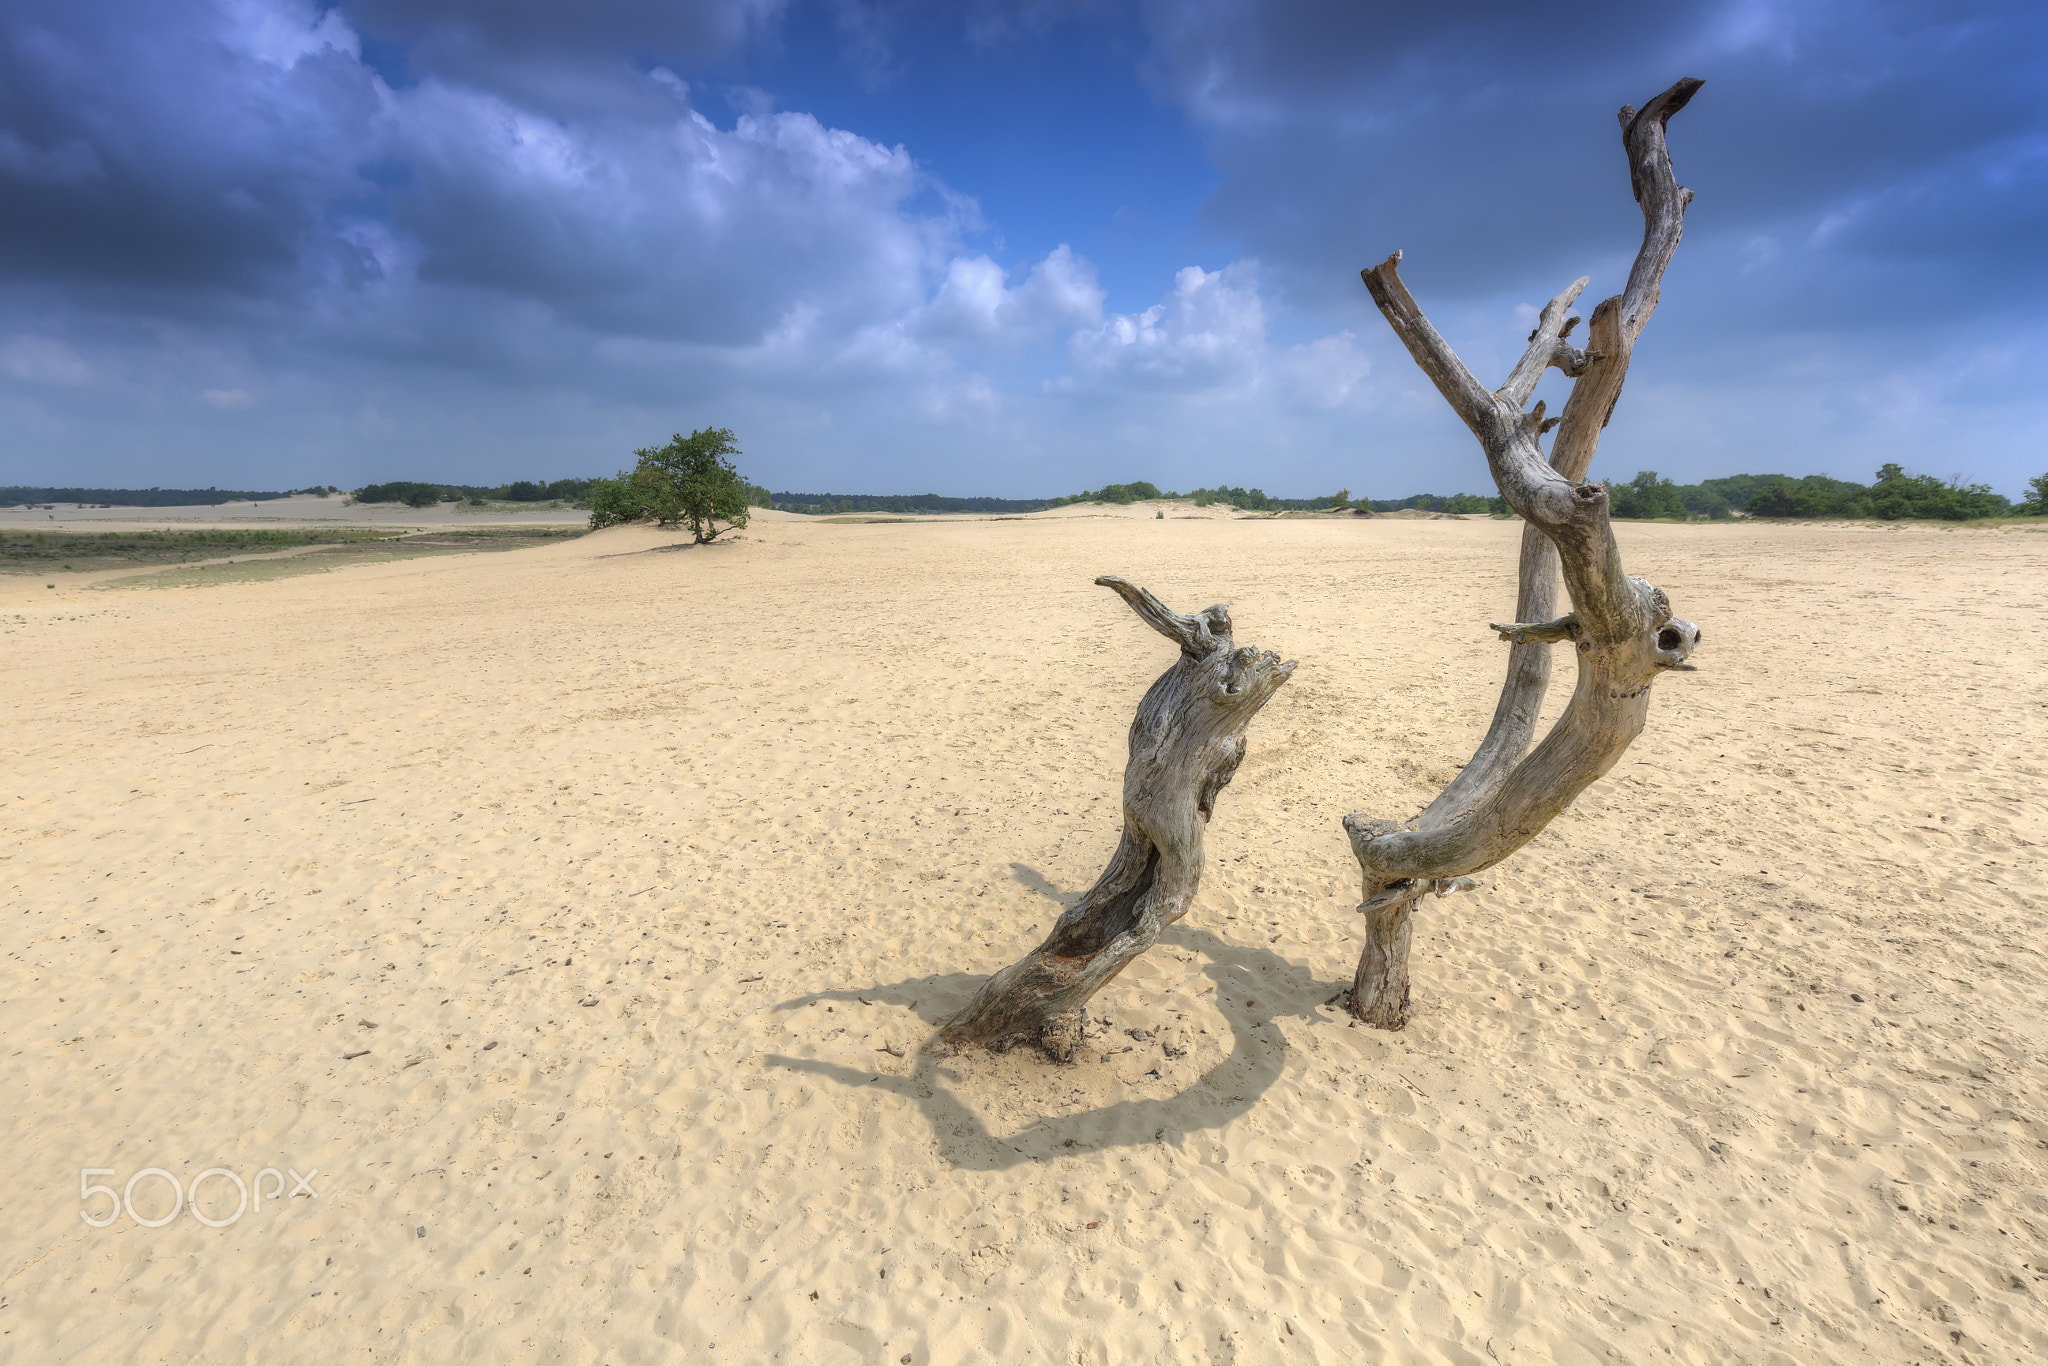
top-left (1069, 261), bottom-right (1266, 390)
top-left (914, 245), bottom-right (1104, 342)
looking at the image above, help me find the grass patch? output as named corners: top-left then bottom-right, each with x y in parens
top-left (0, 526), bottom-right (401, 573)
top-left (88, 526), bottom-right (586, 589)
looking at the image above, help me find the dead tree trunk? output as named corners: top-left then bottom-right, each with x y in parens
top-left (1343, 79), bottom-right (1708, 1028)
top-left (942, 576), bottom-right (1294, 1060)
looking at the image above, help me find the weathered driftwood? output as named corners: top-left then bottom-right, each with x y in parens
top-left (1343, 79), bottom-right (1707, 1028)
top-left (942, 576), bottom-right (1294, 1060)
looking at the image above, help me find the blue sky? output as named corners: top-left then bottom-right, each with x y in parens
top-left (1, 0), bottom-right (2042, 499)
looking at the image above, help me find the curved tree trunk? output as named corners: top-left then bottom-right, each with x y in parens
top-left (1344, 79), bottom-right (1708, 1028)
top-left (942, 576), bottom-right (1294, 1060)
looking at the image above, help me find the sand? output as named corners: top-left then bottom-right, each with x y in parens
top-left (2, 511), bottom-right (2044, 1364)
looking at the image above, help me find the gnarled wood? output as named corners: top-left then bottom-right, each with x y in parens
top-left (942, 576), bottom-right (1294, 1059)
top-left (1344, 79), bottom-right (1707, 1029)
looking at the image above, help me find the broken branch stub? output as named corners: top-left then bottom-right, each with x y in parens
top-left (941, 576), bottom-right (1295, 1060)
top-left (1343, 78), bottom-right (1708, 1029)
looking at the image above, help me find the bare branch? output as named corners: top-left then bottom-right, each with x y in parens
top-left (1549, 77), bottom-right (1702, 481)
top-left (1620, 78), bottom-right (1703, 346)
top-left (1490, 613), bottom-right (1580, 645)
top-left (1094, 574), bottom-right (1230, 656)
top-left (1359, 252), bottom-right (1495, 437)
top-left (1497, 277), bottom-right (1588, 408)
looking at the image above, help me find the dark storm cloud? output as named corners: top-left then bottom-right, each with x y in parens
top-left (1139, 0), bottom-right (2048, 317)
top-left (0, 2), bottom-right (383, 295)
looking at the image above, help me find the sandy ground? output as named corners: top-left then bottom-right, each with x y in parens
top-left (2, 513), bottom-right (2044, 1365)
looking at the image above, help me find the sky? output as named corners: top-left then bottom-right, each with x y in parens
top-left (1, 0), bottom-right (2043, 499)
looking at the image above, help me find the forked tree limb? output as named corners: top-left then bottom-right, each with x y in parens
top-left (941, 577), bottom-right (1295, 1059)
top-left (1552, 76), bottom-right (1703, 482)
top-left (1343, 78), bottom-right (1707, 1028)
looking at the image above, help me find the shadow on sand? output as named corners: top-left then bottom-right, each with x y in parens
top-left (764, 863), bottom-right (1352, 1171)
top-left (593, 535), bottom-right (748, 559)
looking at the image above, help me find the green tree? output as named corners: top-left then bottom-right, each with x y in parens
top-left (588, 428), bottom-right (754, 541)
top-left (2016, 472), bottom-right (2047, 516)
top-left (1868, 463), bottom-right (2010, 521)
top-left (1608, 470), bottom-right (1686, 520)
top-left (1677, 484), bottom-right (1731, 519)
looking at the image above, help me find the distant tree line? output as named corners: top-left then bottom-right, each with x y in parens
top-left (1184, 484), bottom-right (1350, 510)
top-left (1048, 481), bottom-right (1506, 513)
top-left (352, 477), bottom-right (602, 508)
top-left (770, 491), bottom-right (1053, 515)
top-left (1367, 492), bottom-right (1508, 514)
top-left (1044, 466), bottom-right (2048, 521)
top-left (0, 486), bottom-right (332, 507)
top-left (1606, 465), bottom-right (2037, 521)
top-left (22, 463), bottom-right (2045, 523)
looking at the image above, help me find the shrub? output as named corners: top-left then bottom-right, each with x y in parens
top-left (1067, 481), bottom-right (1163, 505)
top-left (1868, 463), bottom-right (2009, 521)
top-left (355, 481), bottom-right (443, 508)
top-left (588, 428), bottom-right (754, 542)
top-left (587, 468), bottom-right (674, 527)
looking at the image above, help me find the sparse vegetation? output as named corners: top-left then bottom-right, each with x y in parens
top-left (0, 527), bottom-right (391, 572)
top-left (1, 526), bottom-right (587, 579)
top-left (108, 527), bottom-right (582, 587)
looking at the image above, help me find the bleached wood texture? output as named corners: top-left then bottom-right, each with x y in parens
top-left (1344, 79), bottom-right (1707, 1028)
top-left (941, 576), bottom-right (1294, 1058)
